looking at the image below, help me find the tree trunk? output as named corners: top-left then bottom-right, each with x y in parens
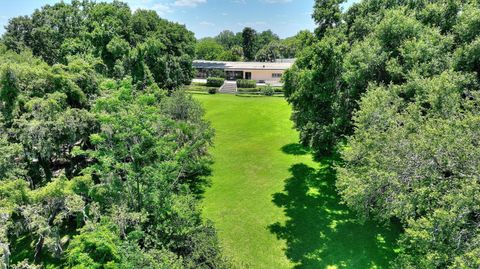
top-left (34, 235), bottom-right (44, 264)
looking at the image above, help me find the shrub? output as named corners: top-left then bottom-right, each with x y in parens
top-left (274, 87), bottom-right (284, 93)
top-left (206, 77), bottom-right (225, 87)
top-left (183, 85), bottom-right (209, 92)
top-left (261, 85), bottom-right (275, 96)
top-left (192, 82), bottom-right (207, 86)
top-left (238, 88), bottom-right (259, 93)
top-left (209, 69), bottom-right (226, 78)
top-left (236, 79), bottom-right (256, 88)
top-left (208, 88), bottom-right (217, 94)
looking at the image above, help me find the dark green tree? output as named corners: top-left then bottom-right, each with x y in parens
top-left (0, 67), bottom-right (20, 126)
top-left (242, 27), bottom-right (257, 61)
top-left (312, 0), bottom-right (345, 37)
top-left (215, 30), bottom-right (240, 49)
top-left (287, 0), bottom-right (480, 267)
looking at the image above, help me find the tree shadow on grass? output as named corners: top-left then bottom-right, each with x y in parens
top-left (269, 157), bottom-right (401, 268)
top-left (281, 143), bottom-right (311, 156)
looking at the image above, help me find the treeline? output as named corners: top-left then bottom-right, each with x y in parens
top-left (2, 0), bottom-right (195, 90)
top-left (286, 0), bottom-right (480, 268)
top-left (0, 1), bottom-right (229, 268)
top-left (195, 29), bottom-right (315, 62)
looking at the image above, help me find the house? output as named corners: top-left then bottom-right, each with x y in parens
top-left (193, 60), bottom-right (294, 85)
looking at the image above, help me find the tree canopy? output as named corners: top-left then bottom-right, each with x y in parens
top-left (195, 28), bottom-right (311, 62)
top-left (285, 0), bottom-right (480, 267)
top-left (0, 1), bottom-right (228, 268)
top-left (2, 0), bottom-right (195, 90)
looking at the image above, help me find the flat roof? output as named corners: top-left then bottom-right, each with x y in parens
top-left (193, 60), bottom-right (294, 71)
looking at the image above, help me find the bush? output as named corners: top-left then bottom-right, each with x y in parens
top-left (238, 88), bottom-right (259, 93)
top-left (261, 85), bottom-right (275, 96)
top-left (192, 82), bottom-right (207, 86)
top-left (208, 88), bottom-right (217, 94)
top-left (209, 69), bottom-right (226, 79)
top-left (236, 79), bottom-right (256, 88)
top-left (206, 77), bottom-right (225, 87)
top-left (183, 85), bottom-right (209, 92)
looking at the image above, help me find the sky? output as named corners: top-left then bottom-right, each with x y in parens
top-left (0, 0), bottom-right (358, 39)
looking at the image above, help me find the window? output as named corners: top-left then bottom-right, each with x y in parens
top-left (272, 73), bottom-right (282, 78)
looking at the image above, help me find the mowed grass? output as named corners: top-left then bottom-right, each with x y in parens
top-left (194, 93), bottom-right (401, 269)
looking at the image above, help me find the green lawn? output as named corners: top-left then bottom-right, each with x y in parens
top-left (194, 93), bottom-right (401, 269)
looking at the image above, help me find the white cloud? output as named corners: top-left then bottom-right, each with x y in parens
top-left (121, 0), bottom-right (206, 16)
top-left (173, 0), bottom-right (207, 7)
top-left (123, 0), bottom-right (172, 15)
top-left (152, 3), bottom-right (173, 14)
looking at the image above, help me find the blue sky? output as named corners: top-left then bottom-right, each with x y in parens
top-left (0, 0), bottom-right (358, 39)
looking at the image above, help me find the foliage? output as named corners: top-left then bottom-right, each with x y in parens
top-left (242, 27), bottom-right (257, 61)
top-left (206, 77), bottom-right (225, 87)
top-left (286, 0), bottom-right (480, 267)
top-left (195, 38), bottom-right (227, 61)
top-left (312, 0), bottom-right (345, 37)
top-left (214, 30), bottom-right (240, 50)
top-left (236, 79), bottom-right (256, 88)
top-left (1, 1), bottom-right (195, 90)
top-left (0, 2), bottom-right (228, 268)
top-left (284, 32), bottom-right (347, 155)
top-left (255, 30), bottom-right (280, 51)
top-left (196, 28), bottom-right (311, 62)
top-left (255, 41), bottom-right (284, 62)
top-left (281, 30), bottom-right (316, 58)
top-left (208, 88), bottom-right (218, 94)
top-left (208, 69), bottom-right (227, 79)
top-left (261, 85), bottom-right (275, 96)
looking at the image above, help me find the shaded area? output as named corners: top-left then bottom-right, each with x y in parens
top-left (269, 155), bottom-right (401, 268)
top-left (281, 143), bottom-right (311, 156)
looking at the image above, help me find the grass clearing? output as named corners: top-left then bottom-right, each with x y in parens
top-left (194, 93), bottom-right (401, 269)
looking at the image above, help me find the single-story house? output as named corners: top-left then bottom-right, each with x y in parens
top-left (193, 60), bottom-right (294, 84)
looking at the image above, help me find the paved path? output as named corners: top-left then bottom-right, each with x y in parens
top-left (219, 81), bottom-right (237, 94)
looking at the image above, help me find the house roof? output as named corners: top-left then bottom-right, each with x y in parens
top-left (193, 60), bottom-right (294, 71)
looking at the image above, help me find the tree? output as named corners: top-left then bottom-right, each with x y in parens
top-left (256, 30), bottom-right (280, 51)
top-left (215, 30), bottom-right (239, 49)
top-left (312, 0), bottom-right (345, 37)
top-left (287, 0), bottom-right (480, 267)
top-left (242, 27), bottom-right (257, 61)
top-left (0, 2), bottom-right (228, 267)
top-left (195, 38), bottom-right (226, 60)
top-left (281, 30), bottom-right (316, 58)
top-left (255, 41), bottom-right (285, 62)
top-left (230, 45), bottom-right (244, 60)
top-left (0, 67), bottom-right (20, 126)
top-left (337, 72), bottom-right (480, 268)
top-left (2, 16), bottom-right (33, 53)
top-left (2, 1), bottom-right (195, 89)
top-left (284, 32), bottom-right (347, 155)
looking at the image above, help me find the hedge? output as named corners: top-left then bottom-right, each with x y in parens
top-left (207, 77), bottom-right (225, 87)
top-left (238, 88), bottom-right (259, 93)
top-left (236, 79), bottom-right (256, 88)
top-left (259, 85), bottom-right (284, 93)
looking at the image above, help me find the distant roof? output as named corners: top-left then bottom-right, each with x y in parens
top-left (193, 60), bottom-right (294, 71)
top-left (275, 58), bottom-right (296, 63)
